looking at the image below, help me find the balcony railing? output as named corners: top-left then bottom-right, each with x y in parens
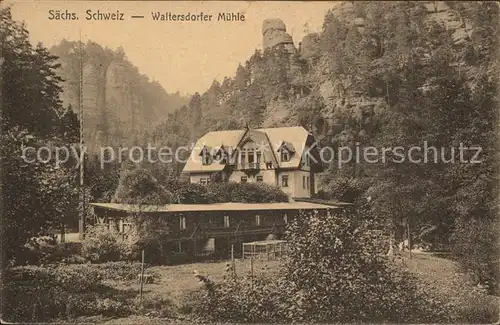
top-left (239, 162), bottom-right (261, 170)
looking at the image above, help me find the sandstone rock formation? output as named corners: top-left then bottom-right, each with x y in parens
top-left (262, 18), bottom-right (295, 53)
top-left (50, 41), bottom-right (189, 151)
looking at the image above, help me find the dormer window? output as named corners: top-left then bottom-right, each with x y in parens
top-left (215, 145), bottom-right (233, 165)
top-left (281, 150), bottom-right (290, 162)
top-left (199, 146), bottom-right (213, 165)
top-left (202, 153), bottom-right (211, 165)
top-left (277, 141), bottom-right (295, 163)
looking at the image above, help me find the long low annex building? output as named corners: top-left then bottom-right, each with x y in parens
top-left (90, 201), bottom-right (341, 261)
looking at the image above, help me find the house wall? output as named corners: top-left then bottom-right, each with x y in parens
top-left (276, 170), bottom-right (313, 198)
top-left (292, 170), bottom-right (312, 198)
top-left (276, 170), bottom-right (294, 197)
top-left (95, 207), bottom-right (335, 262)
top-left (190, 173), bottom-right (212, 184)
top-left (228, 169), bottom-right (276, 185)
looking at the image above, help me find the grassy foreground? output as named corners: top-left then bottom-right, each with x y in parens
top-left (67, 252), bottom-right (498, 324)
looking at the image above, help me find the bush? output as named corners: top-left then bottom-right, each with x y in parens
top-left (164, 179), bottom-right (289, 204)
top-left (207, 182), bottom-right (289, 203)
top-left (113, 168), bottom-right (173, 204)
top-left (186, 209), bottom-right (450, 323)
top-left (176, 183), bottom-right (211, 203)
top-left (1, 265), bottom-right (102, 321)
top-left (450, 216), bottom-right (499, 295)
top-left (86, 261), bottom-right (151, 282)
top-left (19, 241), bottom-right (83, 265)
top-left (81, 224), bottom-right (131, 263)
top-left (324, 176), bottom-right (366, 202)
top-left (1, 262), bottom-right (147, 322)
top-left (135, 293), bottom-right (175, 318)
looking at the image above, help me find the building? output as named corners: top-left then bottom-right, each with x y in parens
top-left (181, 126), bottom-right (323, 198)
top-left (90, 201), bottom-right (339, 262)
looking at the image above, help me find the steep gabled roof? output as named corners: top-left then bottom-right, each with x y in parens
top-left (182, 126), bottom-right (312, 173)
top-left (91, 201), bottom-right (339, 213)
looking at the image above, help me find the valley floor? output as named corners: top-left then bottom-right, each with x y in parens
top-left (67, 252), bottom-right (498, 324)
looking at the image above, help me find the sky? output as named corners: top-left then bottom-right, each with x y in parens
top-left (9, 1), bottom-right (337, 95)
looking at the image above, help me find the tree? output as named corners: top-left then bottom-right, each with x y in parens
top-left (112, 168), bottom-right (172, 205)
top-left (1, 7), bottom-right (80, 265)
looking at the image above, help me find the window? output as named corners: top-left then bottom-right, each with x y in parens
top-left (202, 153), bottom-right (211, 165)
top-left (108, 219), bottom-right (116, 231)
top-left (248, 151), bottom-right (255, 163)
top-left (240, 151), bottom-right (246, 164)
top-left (281, 150), bottom-right (290, 162)
top-left (256, 175), bottom-right (263, 182)
top-left (283, 214), bottom-right (288, 224)
top-left (281, 175), bottom-right (289, 187)
top-left (306, 154), bottom-right (311, 166)
top-left (241, 176), bottom-right (248, 183)
top-left (179, 216), bottom-right (187, 230)
top-left (306, 176), bottom-right (310, 190)
top-left (224, 215), bottom-right (230, 228)
top-left (122, 222), bottom-right (132, 233)
top-left (255, 215), bottom-right (261, 226)
top-left (256, 151), bottom-right (262, 164)
top-left (303, 175), bottom-right (306, 189)
top-left (200, 178), bottom-right (207, 185)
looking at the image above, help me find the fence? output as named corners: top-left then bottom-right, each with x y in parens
top-left (242, 240), bottom-right (288, 261)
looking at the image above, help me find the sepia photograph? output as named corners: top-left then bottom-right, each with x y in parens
top-left (1, 0), bottom-right (499, 323)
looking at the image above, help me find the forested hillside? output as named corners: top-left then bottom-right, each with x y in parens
top-left (50, 41), bottom-right (189, 151)
top-left (148, 1), bottom-right (499, 292)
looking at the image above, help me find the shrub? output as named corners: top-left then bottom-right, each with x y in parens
top-left (324, 176), bottom-right (366, 202)
top-left (164, 180), bottom-right (289, 204)
top-left (19, 241), bottom-right (83, 265)
top-left (450, 216), bottom-right (499, 295)
top-left (86, 262), bottom-right (151, 282)
top-left (113, 168), bottom-right (172, 204)
top-left (81, 224), bottom-right (130, 263)
top-left (187, 209), bottom-right (450, 323)
top-left (1, 263), bottom-right (144, 322)
top-left (1, 265), bottom-right (102, 322)
top-left (176, 183), bottom-right (211, 203)
top-left (135, 293), bottom-right (175, 318)
top-left (207, 182), bottom-right (289, 203)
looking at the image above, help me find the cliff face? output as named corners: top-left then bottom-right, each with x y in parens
top-left (51, 41), bottom-right (189, 151)
top-left (262, 18), bottom-right (295, 53)
top-left (151, 0), bottom-right (496, 164)
top-left (254, 1), bottom-right (486, 129)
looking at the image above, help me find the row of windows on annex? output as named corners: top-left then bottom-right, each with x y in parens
top-left (107, 214), bottom-right (291, 235)
top-left (177, 214), bottom-right (289, 230)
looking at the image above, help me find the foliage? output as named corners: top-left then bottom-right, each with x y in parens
top-left (322, 175), bottom-right (366, 202)
top-left (2, 265), bottom-right (102, 322)
top-left (82, 261), bottom-right (151, 282)
top-left (207, 182), bottom-right (289, 203)
top-left (135, 293), bottom-right (175, 318)
top-left (23, 241), bottom-right (84, 265)
top-left (162, 179), bottom-right (289, 204)
top-left (80, 224), bottom-right (131, 263)
top-left (188, 209), bottom-right (449, 323)
top-left (130, 215), bottom-right (175, 265)
top-left (112, 168), bottom-right (173, 204)
top-left (450, 216), bottom-right (499, 294)
top-left (1, 7), bottom-right (80, 266)
top-left (1, 263), bottom-right (144, 322)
